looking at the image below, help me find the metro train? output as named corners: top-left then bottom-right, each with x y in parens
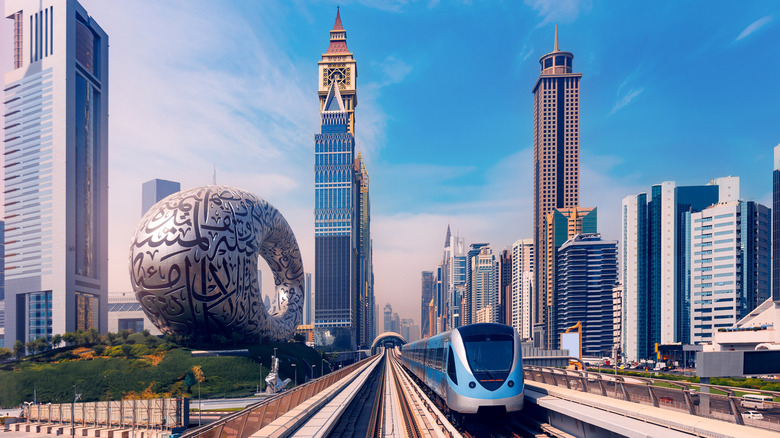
top-left (399, 323), bottom-right (523, 415)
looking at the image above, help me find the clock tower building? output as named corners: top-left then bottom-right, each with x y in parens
top-left (318, 8), bottom-right (357, 135)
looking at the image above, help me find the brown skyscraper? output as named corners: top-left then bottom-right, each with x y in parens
top-left (532, 27), bottom-right (581, 341)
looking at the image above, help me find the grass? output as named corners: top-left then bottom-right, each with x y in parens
top-left (0, 341), bottom-right (329, 408)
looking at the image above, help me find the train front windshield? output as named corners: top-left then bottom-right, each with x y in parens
top-left (463, 333), bottom-right (514, 373)
top-left (459, 324), bottom-right (515, 390)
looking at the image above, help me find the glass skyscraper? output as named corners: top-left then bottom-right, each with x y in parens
top-left (3, 0), bottom-right (108, 346)
top-left (556, 234), bottom-right (618, 357)
top-left (314, 10), bottom-right (372, 350)
top-left (621, 178), bottom-right (737, 360)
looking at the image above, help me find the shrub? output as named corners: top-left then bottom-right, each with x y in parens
top-left (92, 345), bottom-right (106, 356)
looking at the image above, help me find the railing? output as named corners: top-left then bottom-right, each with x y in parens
top-left (182, 355), bottom-right (376, 438)
top-left (24, 398), bottom-right (189, 430)
top-left (524, 366), bottom-right (780, 432)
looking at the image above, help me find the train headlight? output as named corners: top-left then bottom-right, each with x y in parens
top-left (468, 381), bottom-right (476, 389)
top-left (507, 380), bottom-right (514, 388)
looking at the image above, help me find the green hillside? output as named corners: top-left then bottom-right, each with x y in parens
top-left (0, 341), bottom-right (329, 408)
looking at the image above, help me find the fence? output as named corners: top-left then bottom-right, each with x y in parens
top-left (524, 366), bottom-right (780, 433)
top-left (25, 398), bottom-right (189, 431)
top-left (182, 355), bottom-right (377, 438)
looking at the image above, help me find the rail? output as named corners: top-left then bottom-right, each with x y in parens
top-left (24, 398), bottom-right (188, 431)
top-left (365, 355), bottom-right (386, 438)
top-left (182, 355), bottom-right (375, 438)
top-left (390, 355), bottom-right (422, 438)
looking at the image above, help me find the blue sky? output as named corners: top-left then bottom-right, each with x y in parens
top-left (1, 0), bottom-right (778, 326)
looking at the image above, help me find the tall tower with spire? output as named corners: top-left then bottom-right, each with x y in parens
top-left (318, 8), bottom-right (357, 135)
top-left (532, 27), bottom-right (582, 345)
top-left (314, 9), bottom-right (365, 351)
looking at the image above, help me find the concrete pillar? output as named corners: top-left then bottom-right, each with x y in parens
top-left (700, 377), bottom-right (710, 415)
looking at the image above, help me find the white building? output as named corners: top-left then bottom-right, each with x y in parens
top-left (471, 247), bottom-right (498, 323)
top-left (107, 292), bottom-right (162, 335)
top-left (3, 0), bottom-right (109, 345)
top-left (690, 201), bottom-right (770, 343)
top-left (511, 239), bottom-right (533, 339)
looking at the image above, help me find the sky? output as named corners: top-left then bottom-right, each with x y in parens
top-left (1, 0), bottom-right (779, 331)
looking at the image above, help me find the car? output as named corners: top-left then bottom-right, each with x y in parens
top-left (658, 396), bottom-right (674, 404)
top-left (743, 411), bottom-right (764, 420)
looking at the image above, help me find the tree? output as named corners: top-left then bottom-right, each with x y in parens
top-left (51, 334), bottom-right (62, 349)
top-left (141, 329), bottom-right (150, 338)
top-left (62, 331), bottom-right (78, 346)
top-left (106, 332), bottom-right (118, 345)
top-left (13, 340), bottom-right (25, 359)
top-left (86, 327), bottom-right (100, 345)
top-left (121, 343), bottom-right (134, 358)
top-left (183, 371), bottom-right (196, 390)
top-left (192, 366), bottom-right (205, 426)
top-left (0, 347), bottom-right (12, 361)
top-left (93, 344), bottom-right (106, 356)
top-left (120, 330), bottom-right (131, 342)
top-left (292, 333), bottom-right (306, 344)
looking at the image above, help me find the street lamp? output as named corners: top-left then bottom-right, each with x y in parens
top-left (71, 386), bottom-right (81, 438)
top-left (291, 364), bottom-right (297, 387)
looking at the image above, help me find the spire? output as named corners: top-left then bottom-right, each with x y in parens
top-left (212, 164), bottom-right (217, 185)
top-left (444, 224), bottom-right (452, 248)
top-left (554, 25), bottom-right (559, 52)
top-left (323, 80), bottom-right (346, 112)
top-left (333, 7), bottom-right (344, 31)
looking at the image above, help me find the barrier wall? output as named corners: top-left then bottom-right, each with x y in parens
top-left (25, 398), bottom-right (189, 430)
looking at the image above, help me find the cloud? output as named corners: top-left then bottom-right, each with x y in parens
top-left (377, 56), bottom-right (414, 85)
top-left (610, 87), bottom-right (644, 114)
top-left (524, 0), bottom-right (592, 26)
top-left (736, 16), bottom-right (772, 41)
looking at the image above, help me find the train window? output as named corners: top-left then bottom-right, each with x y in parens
top-left (462, 333), bottom-right (514, 373)
top-left (447, 346), bottom-right (458, 384)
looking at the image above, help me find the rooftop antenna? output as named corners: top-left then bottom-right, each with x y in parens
top-left (554, 25), bottom-right (559, 51)
top-left (212, 164), bottom-right (217, 185)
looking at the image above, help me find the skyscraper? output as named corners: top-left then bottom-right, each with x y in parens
top-left (542, 207), bottom-right (596, 349)
top-left (383, 303), bottom-right (393, 333)
top-left (621, 178), bottom-right (737, 360)
top-left (532, 27), bottom-right (581, 339)
top-left (774, 145), bottom-right (780, 302)
top-left (463, 243), bottom-right (489, 326)
top-left (556, 234), bottom-right (617, 357)
top-left (498, 249), bottom-right (513, 325)
top-left (471, 246), bottom-right (498, 324)
top-left (420, 271), bottom-right (435, 338)
top-left (314, 10), bottom-right (361, 350)
top-left (302, 272), bottom-right (313, 325)
top-left (142, 179), bottom-right (180, 215)
top-left (689, 201), bottom-right (770, 342)
top-left (511, 238), bottom-right (534, 339)
top-left (0, 221), bottom-right (4, 347)
top-left (3, 0), bottom-right (108, 346)
top-left (354, 153), bottom-right (373, 348)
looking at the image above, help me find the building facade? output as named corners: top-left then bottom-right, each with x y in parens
top-left (556, 234), bottom-right (617, 357)
top-left (542, 207), bottom-right (596, 349)
top-left (498, 249), bottom-right (512, 325)
top-left (689, 201), bottom-right (770, 343)
top-left (107, 292), bottom-right (161, 335)
top-left (420, 271), bottom-right (434, 338)
top-left (532, 27), bottom-right (581, 340)
top-left (463, 243), bottom-right (489, 326)
top-left (774, 145), bottom-right (780, 302)
top-left (354, 153), bottom-right (374, 348)
top-left (302, 272), bottom-right (313, 326)
top-left (471, 246), bottom-right (498, 324)
top-left (141, 179), bottom-right (180, 215)
top-left (511, 238), bottom-right (534, 340)
top-left (621, 178), bottom-right (738, 361)
top-left (3, 0), bottom-right (109, 346)
top-left (314, 10), bottom-right (367, 350)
